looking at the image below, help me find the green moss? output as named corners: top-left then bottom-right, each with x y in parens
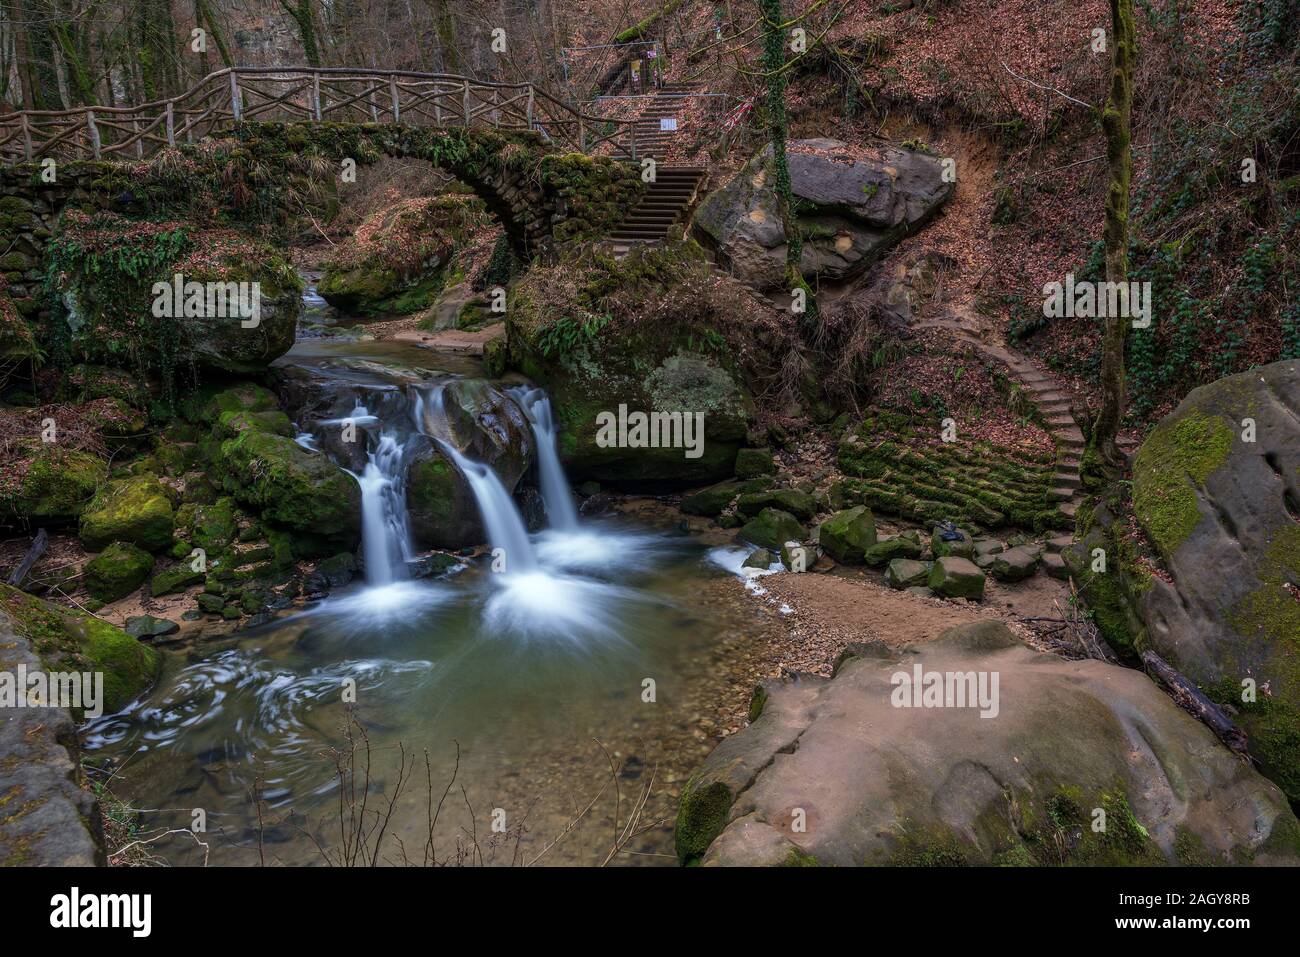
top-left (79, 474), bottom-right (175, 552)
top-left (1132, 410), bottom-right (1233, 560)
top-left (674, 779), bottom-right (733, 864)
top-left (0, 583), bottom-right (157, 715)
top-left (83, 542), bottom-right (153, 602)
top-left (779, 847), bottom-right (820, 866)
top-left (0, 446), bottom-right (106, 522)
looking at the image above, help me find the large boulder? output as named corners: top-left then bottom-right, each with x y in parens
top-left (818, 506), bottom-right (877, 564)
top-left (53, 213), bottom-right (301, 375)
top-left (508, 246), bottom-right (754, 488)
top-left (1125, 359), bottom-right (1300, 801)
top-left (740, 508), bottom-right (806, 551)
top-left (676, 621), bottom-right (1300, 866)
top-left (693, 139), bottom-right (954, 291)
top-left (404, 380), bottom-right (535, 550)
top-left (83, 542), bottom-right (154, 603)
top-left (0, 445), bottom-right (106, 526)
top-left (79, 474), bottom-right (175, 552)
top-left (211, 404), bottom-right (360, 553)
top-left (928, 555), bottom-right (985, 599)
top-left (0, 582), bottom-right (158, 714)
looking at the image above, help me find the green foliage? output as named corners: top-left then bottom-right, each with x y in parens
top-left (536, 313), bottom-right (610, 359)
top-left (44, 213), bottom-right (192, 404)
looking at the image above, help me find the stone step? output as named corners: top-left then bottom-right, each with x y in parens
top-left (1046, 535), bottom-right (1074, 553)
top-left (1042, 551), bottom-right (1070, 580)
top-left (1052, 472), bottom-right (1082, 488)
top-left (1047, 486), bottom-right (1075, 502)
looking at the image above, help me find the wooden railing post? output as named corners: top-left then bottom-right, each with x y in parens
top-left (462, 79), bottom-right (471, 126)
top-left (165, 102), bottom-right (175, 147)
top-left (578, 116), bottom-right (586, 153)
top-left (20, 113), bottom-right (32, 162)
top-left (86, 110), bottom-right (100, 160)
top-left (229, 71), bottom-right (242, 121)
top-left (312, 73), bottom-right (322, 121)
top-left (526, 86), bottom-right (534, 129)
top-left (133, 117), bottom-right (144, 158)
top-left (390, 77), bottom-right (400, 123)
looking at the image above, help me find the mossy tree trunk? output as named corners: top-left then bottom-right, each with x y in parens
top-left (758, 0), bottom-right (806, 291)
top-left (278, 0), bottom-right (322, 67)
top-left (1088, 0), bottom-right (1136, 478)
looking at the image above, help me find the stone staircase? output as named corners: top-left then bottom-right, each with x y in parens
top-left (911, 319), bottom-right (1090, 525)
top-left (608, 166), bottom-right (706, 247)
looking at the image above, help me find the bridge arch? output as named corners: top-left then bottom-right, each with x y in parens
top-left (0, 68), bottom-right (646, 266)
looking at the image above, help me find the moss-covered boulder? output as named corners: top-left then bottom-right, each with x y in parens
top-left (736, 488), bottom-right (816, 521)
top-left (0, 445), bottom-right (107, 525)
top-left (863, 532), bottom-right (923, 567)
top-left (739, 508), bottom-right (806, 551)
top-left (215, 424), bottom-right (359, 549)
top-left (885, 558), bottom-right (931, 589)
top-left (1128, 360), bottom-right (1300, 801)
top-left (49, 212), bottom-right (301, 376)
top-left (928, 555), bottom-right (985, 599)
top-left (735, 448), bottom-right (775, 479)
top-left (508, 245), bottom-right (756, 488)
top-left (83, 542), bottom-right (153, 603)
top-left (149, 561), bottom-right (204, 597)
top-left (680, 478), bottom-right (770, 517)
top-left (79, 474), bottom-right (174, 552)
top-left (678, 621), bottom-right (1300, 866)
top-left (0, 583), bottom-right (158, 714)
top-left (406, 442), bottom-right (484, 550)
top-left (819, 506), bottom-right (878, 564)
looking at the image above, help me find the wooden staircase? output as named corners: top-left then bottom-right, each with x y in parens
top-left (631, 82), bottom-right (704, 161)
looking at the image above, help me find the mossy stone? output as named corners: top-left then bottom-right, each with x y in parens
top-left (739, 508), bottom-right (806, 551)
top-left (735, 447), bottom-right (775, 479)
top-left (83, 542), bottom-right (154, 602)
top-left (819, 506), bottom-right (878, 564)
top-left (0, 582), bottom-right (157, 714)
top-left (80, 474), bottom-right (175, 552)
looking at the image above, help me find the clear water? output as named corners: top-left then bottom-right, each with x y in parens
top-left (82, 293), bottom-right (773, 866)
top-left (83, 520), bottom-right (764, 866)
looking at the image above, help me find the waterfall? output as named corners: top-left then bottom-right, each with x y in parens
top-left (510, 385), bottom-right (579, 531)
top-left (437, 441), bottom-right (538, 574)
top-left (340, 405), bottom-right (415, 587)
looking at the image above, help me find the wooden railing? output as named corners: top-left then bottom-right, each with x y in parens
top-left (0, 66), bottom-right (641, 165)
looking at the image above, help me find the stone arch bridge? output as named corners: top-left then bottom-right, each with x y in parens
top-left (0, 66), bottom-right (648, 259)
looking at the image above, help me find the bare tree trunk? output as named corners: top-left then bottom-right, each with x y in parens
top-left (1087, 0), bottom-right (1136, 477)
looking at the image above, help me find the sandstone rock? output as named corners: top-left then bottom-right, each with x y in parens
top-left (1127, 360), bottom-right (1300, 800)
top-left (885, 558), bottom-right (931, 589)
top-left (80, 475), bottom-right (174, 552)
top-left (740, 508), bottom-right (806, 551)
top-left (989, 545), bottom-right (1040, 582)
top-left (734, 447), bottom-right (775, 479)
top-left (83, 542), bottom-right (153, 603)
top-left (677, 621), bottom-right (1300, 866)
top-left (818, 506), bottom-right (877, 564)
top-left (928, 555), bottom-right (985, 599)
top-left (694, 139), bottom-right (954, 291)
top-left (931, 525), bottom-right (974, 560)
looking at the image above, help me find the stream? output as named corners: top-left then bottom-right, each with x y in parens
top-left (81, 277), bottom-right (779, 866)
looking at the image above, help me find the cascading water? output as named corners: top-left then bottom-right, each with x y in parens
top-left (511, 385), bottom-right (579, 531)
top-left (437, 440), bottom-right (538, 574)
top-left (316, 402), bottom-right (416, 587)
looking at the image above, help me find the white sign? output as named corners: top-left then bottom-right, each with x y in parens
top-left (660, 117), bottom-right (678, 131)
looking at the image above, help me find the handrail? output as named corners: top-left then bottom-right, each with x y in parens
top-left (0, 66), bottom-right (640, 165)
